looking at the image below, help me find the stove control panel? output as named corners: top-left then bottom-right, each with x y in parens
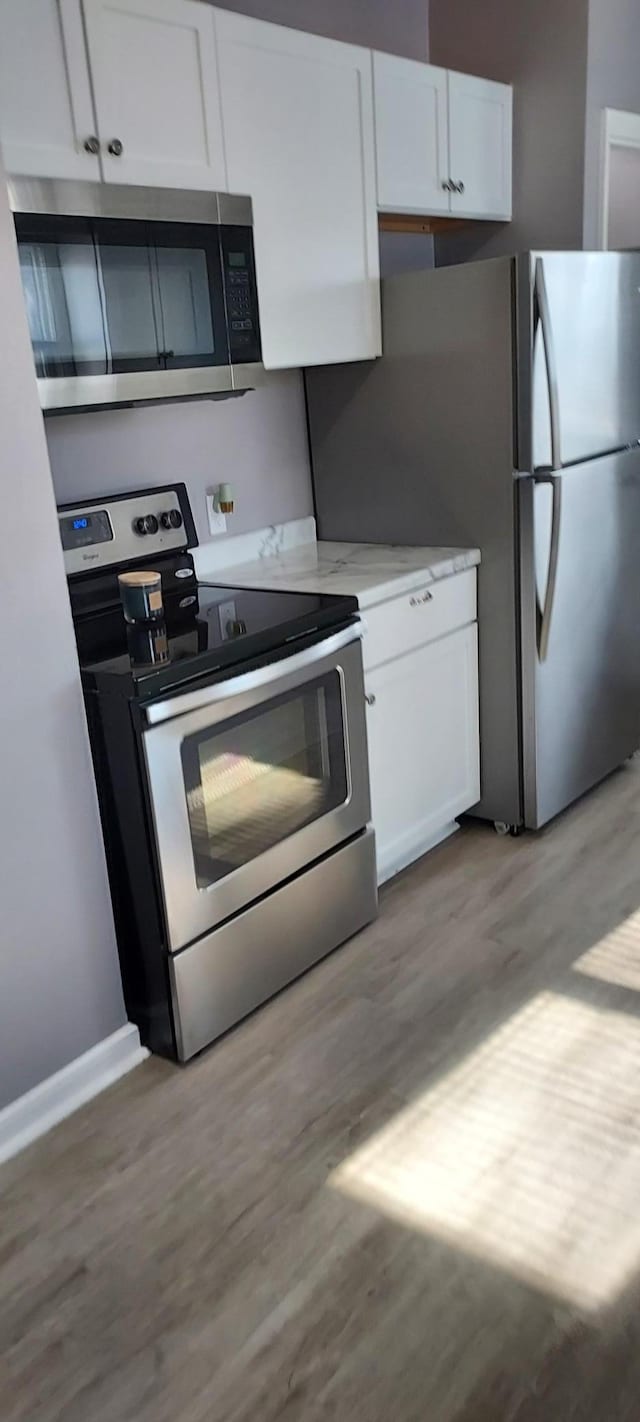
top-left (59, 485), bottom-right (195, 578)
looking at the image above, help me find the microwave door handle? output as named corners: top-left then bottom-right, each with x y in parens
top-left (90, 235), bottom-right (113, 376)
top-left (149, 241), bottom-right (167, 367)
top-left (534, 258), bottom-right (562, 474)
top-left (144, 622), bottom-right (365, 726)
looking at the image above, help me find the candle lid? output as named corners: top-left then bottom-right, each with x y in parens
top-left (118, 570), bottom-right (161, 587)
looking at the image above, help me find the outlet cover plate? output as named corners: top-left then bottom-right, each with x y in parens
top-left (206, 496), bottom-right (227, 537)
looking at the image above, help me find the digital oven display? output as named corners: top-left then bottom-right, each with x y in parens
top-left (60, 509), bottom-right (114, 551)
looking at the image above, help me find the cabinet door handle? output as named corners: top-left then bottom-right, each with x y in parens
top-left (365, 693), bottom-right (376, 707)
top-left (108, 138), bottom-right (124, 157)
top-left (410, 590), bottom-right (433, 607)
top-left (84, 135), bottom-right (100, 154)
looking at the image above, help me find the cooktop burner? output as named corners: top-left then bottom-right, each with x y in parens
top-left (77, 579), bottom-right (359, 699)
top-left (60, 484), bottom-right (358, 702)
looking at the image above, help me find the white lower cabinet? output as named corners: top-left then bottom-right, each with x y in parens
top-left (364, 587), bottom-right (480, 884)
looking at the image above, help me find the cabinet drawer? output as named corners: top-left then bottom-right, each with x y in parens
top-left (363, 568), bottom-right (477, 671)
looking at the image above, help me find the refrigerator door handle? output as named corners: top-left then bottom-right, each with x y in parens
top-left (533, 471), bottom-right (562, 662)
top-left (534, 258), bottom-right (562, 473)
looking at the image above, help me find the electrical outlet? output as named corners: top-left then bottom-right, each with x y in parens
top-left (206, 495), bottom-right (227, 537)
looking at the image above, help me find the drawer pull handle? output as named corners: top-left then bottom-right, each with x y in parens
top-left (365, 692), bottom-right (376, 707)
top-left (410, 590), bottom-right (433, 606)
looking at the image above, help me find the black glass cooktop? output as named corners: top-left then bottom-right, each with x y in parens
top-left (77, 581), bottom-right (359, 700)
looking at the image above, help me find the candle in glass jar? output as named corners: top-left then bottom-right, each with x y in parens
top-left (118, 570), bottom-right (163, 623)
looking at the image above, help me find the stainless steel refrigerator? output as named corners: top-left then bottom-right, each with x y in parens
top-left (305, 253), bottom-right (640, 830)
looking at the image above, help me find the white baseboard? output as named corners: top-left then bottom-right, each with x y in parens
top-left (0, 1024), bottom-right (148, 1166)
top-left (377, 820), bottom-right (460, 886)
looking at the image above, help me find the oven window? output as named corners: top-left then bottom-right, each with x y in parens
top-left (14, 214), bottom-right (229, 377)
top-left (181, 672), bottom-right (348, 889)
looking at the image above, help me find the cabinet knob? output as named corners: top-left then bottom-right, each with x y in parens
top-left (452, 181), bottom-right (465, 194)
top-left (365, 693), bottom-right (376, 707)
top-left (84, 135), bottom-right (100, 155)
top-left (441, 179), bottom-right (452, 192)
top-left (108, 138), bottom-right (124, 157)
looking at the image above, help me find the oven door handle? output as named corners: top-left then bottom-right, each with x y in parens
top-left (144, 622), bottom-right (365, 727)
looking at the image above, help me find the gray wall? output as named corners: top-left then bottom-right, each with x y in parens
top-left (208, 0), bottom-right (429, 59)
top-left (583, 0), bottom-right (640, 247)
top-left (47, 371), bottom-right (313, 540)
top-left (0, 159), bottom-right (126, 1112)
top-left (430, 0), bottom-right (590, 264)
top-left (379, 230), bottom-right (434, 276)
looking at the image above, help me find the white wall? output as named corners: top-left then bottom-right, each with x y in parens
top-left (583, 0), bottom-right (640, 247)
top-left (0, 156), bottom-right (126, 1111)
top-left (207, 0), bottom-right (429, 59)
top-left (46, 371), bottom-right (313, 541)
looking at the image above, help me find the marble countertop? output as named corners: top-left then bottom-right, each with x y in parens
top-left (204, 541), bottom-right (480, 609)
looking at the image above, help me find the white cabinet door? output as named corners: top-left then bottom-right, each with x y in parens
top-left (366, 624), bottom-right (480, 883)
top-left (82, 0), bottom-right (227, 189)
top-left (373, 53), bottom-right (449, 216)
top-left (447, 71), bottom-right (512, 220)
top-left (0, 0), bottom-right (99, 179)
top-left (215, 9), bottom-right (381, 369)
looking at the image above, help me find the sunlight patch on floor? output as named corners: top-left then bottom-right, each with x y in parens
top-left (331, 990), bottom-right (640, 1311)
top-left (573, 910), bottom-right (640, 993)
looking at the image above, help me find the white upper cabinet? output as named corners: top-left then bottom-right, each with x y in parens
top-left (215, 9), bottom-right (381, 369)
top-left (373, 53), bottom-right (449, 215)
top-left (448, 70), bottom-right (512, 220)
top-left (82, 0), bottom-right (227, 189)
top-left (373, 53), bottom-right (512, 221)
top-left (0, 0), bottom-right (100, 179)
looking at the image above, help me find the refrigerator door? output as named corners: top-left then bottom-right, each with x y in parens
top-left (519, 446), bottom-right (640, 829)
top-left (517, 252), bottom-right (640, 472)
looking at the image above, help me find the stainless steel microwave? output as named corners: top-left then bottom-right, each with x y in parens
top-left (9, 178), bottom-right (263, 412)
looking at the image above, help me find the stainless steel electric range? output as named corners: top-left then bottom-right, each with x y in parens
top-left (61, 484), bottom-right (377, 1061)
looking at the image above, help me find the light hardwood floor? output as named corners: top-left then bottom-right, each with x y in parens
top-left (4, 761), bottom-right (640, 1420)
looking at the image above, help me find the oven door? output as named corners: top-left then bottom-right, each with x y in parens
top-left (142, 625), bottom-right (370, 952)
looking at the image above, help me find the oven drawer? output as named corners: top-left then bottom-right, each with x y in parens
top-left (170, 828), bottom-right (377, 1060)
top-left (363, 568), bottom-right (477, 671)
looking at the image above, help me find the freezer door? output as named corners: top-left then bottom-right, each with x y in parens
top-left (517, 252), bottom-right (640, 471)
top-left (519, 447), bottom-right (640, 829)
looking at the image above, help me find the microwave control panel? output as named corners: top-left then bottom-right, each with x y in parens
top-left (221, 226), bottom-right (261, 364)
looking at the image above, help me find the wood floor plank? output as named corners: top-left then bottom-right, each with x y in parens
top-left (4, 761), bottom-right (640, 1419)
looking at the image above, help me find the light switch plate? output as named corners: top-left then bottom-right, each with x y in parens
top-left (206, 495), bottom-right (227, 537)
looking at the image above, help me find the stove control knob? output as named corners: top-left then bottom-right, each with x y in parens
top-left (161, 509), bottom-right (183, 530)
top-left (134, 514), bottom-right (159, 536)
